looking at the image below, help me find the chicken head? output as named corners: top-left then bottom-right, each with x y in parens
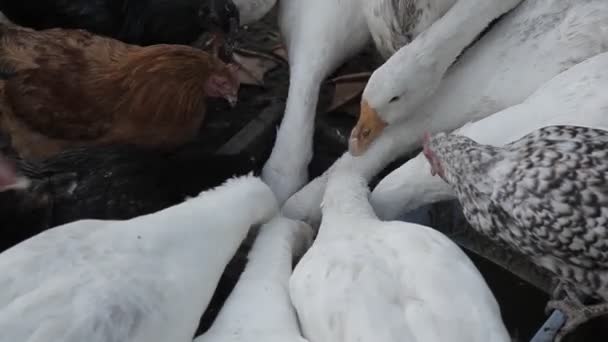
top-left (205, 63), bottom-right (240, 107)
top-left (422, 131), bottom-right (445, 179)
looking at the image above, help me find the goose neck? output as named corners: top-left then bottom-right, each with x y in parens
top-left (371, 153), bottom-right (455, 220)
top-left (415, 0), bottom-right (523, 75)
top-left (321, 170), bottom-right (378, 223)
top-left (206, 218), bottom-right (307, 333)
top-left (353, 111), bottom-right (448, 179)
top-left (133, 178), bottom-right (277, 268)
top-left (275, 67), bottom-right (323, 147)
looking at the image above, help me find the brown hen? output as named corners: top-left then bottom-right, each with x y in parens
top-left (0, 24), bottom-right (240, 159)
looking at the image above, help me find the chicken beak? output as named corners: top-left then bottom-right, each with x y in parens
top-left (348, 100), bottom-right (387, 156)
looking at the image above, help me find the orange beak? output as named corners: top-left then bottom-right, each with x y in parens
top-left (348, 100), bottom-right (387, 156)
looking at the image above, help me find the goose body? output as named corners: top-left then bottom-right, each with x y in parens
top-left (371, 48), bottom-right (608, 219)
top-left (290, 168), bottom-right (509, 342)
top-left (195, 216), bottom-right (312, 342)
top-left (0, 175), bottom-right (277, 342)
top-left (262, 0), bottom-right (517, 203)
top-left (283, 0), bottom-right (608, 225)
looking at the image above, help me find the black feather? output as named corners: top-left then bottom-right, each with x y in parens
top-left (0, 141), bottom-right (259, 252)
top-left (0, 0), bottom-right (239, 46)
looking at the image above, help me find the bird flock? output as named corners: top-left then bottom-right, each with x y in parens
top-left (0, 1), bottom-right (607, 342)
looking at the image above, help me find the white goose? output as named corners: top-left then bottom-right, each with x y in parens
top-left (0, 175), bottom-right (277, 342)
top-left (350, 0), bottom-right (523, 155)
top-left (290, 167), bottom-right (510, 342)
top-left (371, 49), bottom-right (608, 220)
top-left (260, 0), bottom-right (370, 203)
top-left (232, 0), bottom-right (277, 25)
top-left (283, 0), bottom-right (608, 225)
top-left (194, 216), bottom-right (312, 342)
top-left (261, 0), bottom-right (520, 203)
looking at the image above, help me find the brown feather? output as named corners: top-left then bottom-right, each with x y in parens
top-left (0, 23), bottom-right (238, 159)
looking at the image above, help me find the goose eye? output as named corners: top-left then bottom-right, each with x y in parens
top-left (389, 96), bottom-right (400, 103)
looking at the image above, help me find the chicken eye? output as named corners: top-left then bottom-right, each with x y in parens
top-left (362, 128), bottom-right (371, 138)
top-left (389, 96), bottom-right (400, 103)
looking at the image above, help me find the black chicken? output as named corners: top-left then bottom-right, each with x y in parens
top-left (0, 0), bottom-right (239, 47)
top-left (0, 140), bottom-right (260, 252)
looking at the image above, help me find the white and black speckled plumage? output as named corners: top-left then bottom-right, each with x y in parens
top-left (425, 125), bottom-right (608, 300)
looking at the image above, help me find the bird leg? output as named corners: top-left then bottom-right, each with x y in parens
top-left (545, 281), bottom-right (608, 342)
top-left (324, 72), bottom-right (372, 116)
top-left (546, 299), bottom-right (608, 342)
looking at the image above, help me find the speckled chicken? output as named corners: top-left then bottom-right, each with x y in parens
top-left (422, 125), bottom-right (608, 341)
top-left (0, 23), bottom-right (240, 159)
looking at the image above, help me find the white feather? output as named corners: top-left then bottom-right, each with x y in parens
top-left (290, 168), bottom-right (509, 342)
top-left (283, 0), bottom-right (608, 226)
top-left (0, 175), bottom-right (278, 342)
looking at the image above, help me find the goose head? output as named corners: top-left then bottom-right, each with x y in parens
top-left (349, 46), bottom-right (441, 156)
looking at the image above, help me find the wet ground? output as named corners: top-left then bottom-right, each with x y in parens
top-left (194, 9), bottom-right (608, 342)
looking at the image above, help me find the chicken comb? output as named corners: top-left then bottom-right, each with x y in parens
top-left (0, 154), bottom-right (25, 191)
top-left (422, 131), bottom-right (432, 147)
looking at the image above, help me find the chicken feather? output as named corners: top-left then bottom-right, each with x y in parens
top-left (0, 24), bottom-right (239, 159)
